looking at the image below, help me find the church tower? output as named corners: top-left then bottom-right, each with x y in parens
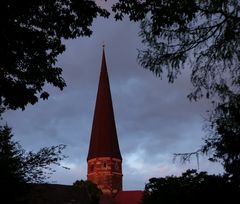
top-left (87, 47), bottom-right (123, 195)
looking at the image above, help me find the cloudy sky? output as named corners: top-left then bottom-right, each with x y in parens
top-left (4, 4), bottom-right (223, 190)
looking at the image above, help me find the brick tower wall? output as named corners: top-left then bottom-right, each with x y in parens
top-left (87, 157), bottom-right (122, 195)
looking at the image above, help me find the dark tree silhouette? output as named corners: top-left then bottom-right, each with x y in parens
top-left (0, 0), bottom-right (109, 110)
top-left (0, 125), bottom-right (67, 203)
top-left (142, 169), bottom-right (239, 204)
top-left (73, 180), bottom-right (102, 204)
top-left (113, 0), bottom-right (240, 101)
top-left (113, 0), bottom-right (240, 186)
top-left (203, 93), bottom-right (240, 185)
top-left (0, 125), bottom-right (25, 203)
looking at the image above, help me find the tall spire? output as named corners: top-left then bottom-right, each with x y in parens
top-left (87, 46), bottom-right (122, 161)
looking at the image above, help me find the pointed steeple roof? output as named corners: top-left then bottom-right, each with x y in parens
top-left (87, 47), bottom-right (122, 161)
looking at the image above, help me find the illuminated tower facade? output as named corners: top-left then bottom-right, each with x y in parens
top-left (87, 47), bottom-right (122, 195)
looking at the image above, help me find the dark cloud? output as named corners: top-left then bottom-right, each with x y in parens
top-left (4, 17), bottom-right (223, 190)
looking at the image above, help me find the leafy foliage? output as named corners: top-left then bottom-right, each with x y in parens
top-left (142, 169), bottom-right (239, 204)
top-left (113, 0), bottom-right (240, 187)
top-left (174, 92), bottom-right (240, 185)
top-left (0, 125), bottom-right (26, 203)
top-left (0, 125), bottom-right (67, 203)
top-left (0, 107), bottom-right (4, 120)
top-left (22, 145), bottom-right (68, 183)
top-left (0, 0), bottom-right (109, 110)
top-left (203, 93), bottom-right (240, 184)
top-left (113, 0), bottom-right (240, 101)
top-left (73, 180), bottom-right (102, 204)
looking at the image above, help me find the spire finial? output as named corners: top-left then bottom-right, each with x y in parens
top-left (102, 42), bottom-right (105, 49)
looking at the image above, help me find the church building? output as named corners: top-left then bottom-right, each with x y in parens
top-left (16, 46), bottom-right (143, 204)
top-left (87, 46), bottom-right (143, 204)
top-left (87, 46), bottom-right (122, 195)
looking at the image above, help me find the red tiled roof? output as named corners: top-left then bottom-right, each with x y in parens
top-left (100, 194), bottom-right (116, 204)
top-left (115, 191), bottom-right (144, 204)
top-left (87, 48), bottom-right (122, 161)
